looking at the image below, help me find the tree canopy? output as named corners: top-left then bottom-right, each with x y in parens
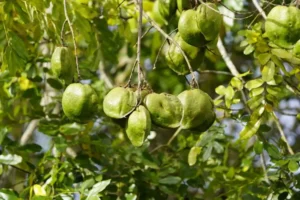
top-left (0, 0), bottom-right (300, 199)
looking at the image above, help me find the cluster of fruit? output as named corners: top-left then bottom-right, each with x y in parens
top-left (103, 87), bottom-right (216, 147)
top-left (152, 1), bottom-right (222, 75)
top-left (264, 5), bottom-right (300, 52)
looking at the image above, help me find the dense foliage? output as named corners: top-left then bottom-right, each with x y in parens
top-left (0, 0), bottom-right (300, 199)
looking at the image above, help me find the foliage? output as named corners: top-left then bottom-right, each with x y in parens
top-left (0, 0), bottom-right (300, 200)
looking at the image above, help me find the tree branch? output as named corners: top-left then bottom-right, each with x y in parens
top-left (252, 0), bottom-right (267, 19)
top-left (272, 112), bottom-right (294, 155)
top-left (137, 0), bottom-right (143, 94)
top-left (63, 0), bottom-right (81, 81)
top-left (217, 37), bottom-right (240, 77)
top-left (20, 119), bottom-right (39, 146)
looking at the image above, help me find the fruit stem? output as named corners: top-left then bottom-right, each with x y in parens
top-left (63, 0), bottom-right (81, 81)
top-left (167, 127), bottom-right (183, 146)
top-left (143, 12), bottom-right (199, 88)
top-left (60, 20), bottom-right (67, 46)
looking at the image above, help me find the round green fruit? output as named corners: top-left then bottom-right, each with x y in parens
top-left (103, 87), bottom-right (137, 119)
top-left (51, 47), bottom-right (75, 85)
top-left (197, 3), bottom-right (222, 42)
top-left (125, 105), bottom-right (151, 147)
top-left (178, 9), bottom-right (207, 47)
top-left (265, 6), bottom-right (300, 49)
top-left (62, 83), bottom-right (99, 122)
top-left (158, 0), bottom-right (177, 20)
top-left (178, 89), bottom-right (215, 130)
top-left (166, 32), bottom-right (204, 75)
top-left (143, 93), bottom-right (183, 128)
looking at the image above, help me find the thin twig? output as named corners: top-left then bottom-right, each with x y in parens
top-left (60, 20), bottom-right (67, 46)
top-left (63, 0), bottom-right (81, 81)
top-left (143, 12), bottom-right (199, 88)
top-left (137, 0), bottom-right (143, 94)
top-left (134, 26), bottom-right (153, 47)
top-left (252, 0), bottom-right (267, 19)
top-left (272, 112), bottom-right (294, 155)
top-left (153, 37), bottom-right (167, 69)
top-left (197, 70), bottom-right (234, 76)
top-left (260, 152), bottom-right (270, 184)
top-left (125, 60), bottom-right (137, 88)
top-left (150, 126), bottom-right (183, 153)
top-left (20, 119), bottom-right (39, 146)
top-left (153, 29), bottom-right (177, 69)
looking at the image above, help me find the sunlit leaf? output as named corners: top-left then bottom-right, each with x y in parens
top-left (188, 147), bottom-right (201, 166)
top-left (0, 154), bottom-right (22, 165)
top-left (245, 79), bottom-right (264, 90)
top-left (288, 161), bottom-right (299, 172)
top-left (86, 179), bottom-right (111, 199)
top-left (239, 119), bottom-right (261, 140)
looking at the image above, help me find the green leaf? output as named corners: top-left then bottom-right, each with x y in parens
top-left (0, 189), bottom-right (19, 200)
top-left (249, 87), bottom-right (264, 97)
top-left (86, 179), bottom-right (111, 199)
top-left (213, 142), bottom-right (224, 153)
top-left (215, 85), bottom-right (226, 95)
top-left (262, 62), bottom-right (275, 82)
top-left (203, 145), bottom-right (213, 161)
top-left (188, 147), bottom-right (201, 166)
top-left (230, 77), bottom-right (243, 90)
top-left (257, 53), bottom-right (271, 65)
top-left (125, 193), bottom-right (137, 200)
top-left (271, 49), bottom-right (293, 59)
top-left (245, 79), bottom-right (264, 90)
top-left (0, 154), bottom-right (22, 165)
top-left (0, 127), bottom-right (7, 145)
top-left (247, 95), bottom-right (264, 110)
top-left (265, 143), bottom-right (282, 160)
top-left (59, 123), bottom-right (85, 135)
top-left (285, 152), bottom-right (300, 161)
top-left (239, 118), bottom-right (261, 140)
top-left (159, 176), bottom-right (181, 185)
top-left (9, 32), bottom-right (28, 60)
top-left (47, 78), bottom-right (64, 90)
top-left (254, 140), bottom-right (263, 154)
top-left (243, 45), bottom-right (254, 55)
top-left (288, 160), bottom-right (299, 172)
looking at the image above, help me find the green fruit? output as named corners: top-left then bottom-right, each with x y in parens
top-left (265, 6), bottom-right (300, 49)
top-left (103, 87), bottom-right (137, 119)
top-left (62, 83), bottom-right (99, 122)
top-left (177, 0), bottom-right (192, 13)
top-left (178, 9), bottom-right (207, 47)
top-left (125, 105), bottom-right (151, 147)
top-left (293, 40), bottom-right (300, 57)
top-left (51, 47), bottom-right (75, 85)
top-left (158, 0), bottom-right (177, 20)
top-left (197, 3), bottom-right (222, 42)
top-left (166, 32), bottom-right (204, 75)
top-left (178, 89), bottom-right (215, 130)
top-left (143, 93), bottom-right (182, 128)
top-left (152, 0), bottom-right (167, 26)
